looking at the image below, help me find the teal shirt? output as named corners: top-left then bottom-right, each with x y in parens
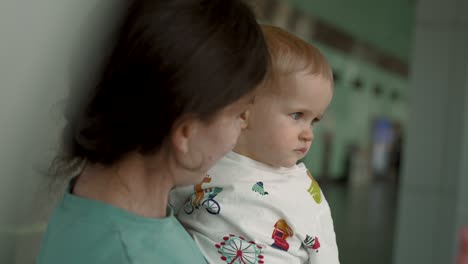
top-left (37, 190), bottom-right (207, 264)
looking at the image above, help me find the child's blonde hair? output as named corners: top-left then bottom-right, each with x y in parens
top-left (261, 25), bottom-right (333, 91)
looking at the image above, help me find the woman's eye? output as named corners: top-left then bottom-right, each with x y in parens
top-left (290, 112), bottom-right (303, 120)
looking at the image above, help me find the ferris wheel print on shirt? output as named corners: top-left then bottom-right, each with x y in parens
top-left (215, 234), bottom-right (265, 264)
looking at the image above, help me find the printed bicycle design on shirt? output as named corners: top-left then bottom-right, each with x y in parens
top-left (183, 175), bottom-right (223, 215)
top-left (215, 234), bottom-right (265, 264)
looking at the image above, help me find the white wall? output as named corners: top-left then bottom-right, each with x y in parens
top-left (0, 1), bottom-right (124, 263)
top-left (392, 0), bottom-right (468, 263)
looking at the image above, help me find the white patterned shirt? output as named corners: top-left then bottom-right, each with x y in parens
top-left (170, 152), bottom-right (340, 264)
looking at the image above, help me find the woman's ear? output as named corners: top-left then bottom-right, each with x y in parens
top-left (240, 110), bottom-right (250, 130)
top-left (169, 117), bottom-right (204, 172)
top-left (171, 118), bottom-right (198, 154)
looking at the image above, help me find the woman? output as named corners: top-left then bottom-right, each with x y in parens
top-left (37, 0), bottom-right (269, 263)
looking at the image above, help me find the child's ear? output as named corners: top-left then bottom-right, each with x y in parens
top-left (240, 110), bottom-right (250, 130)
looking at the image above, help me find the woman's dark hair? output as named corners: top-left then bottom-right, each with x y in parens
top-left (56, 0), bottom-right (269, 172)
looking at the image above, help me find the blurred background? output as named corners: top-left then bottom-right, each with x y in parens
top-left (0, 0), bottom-right (467, 263)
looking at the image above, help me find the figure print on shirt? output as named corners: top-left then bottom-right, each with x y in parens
top-left (215, 234), bottom-right (265, 263)
top-left (184, 174), bottom-right (223, 215)
top-left (252, 181), bottom-right (269, 195)
top-left (303, 235), bottom-right (320, 252)
top-left (271, 219), bottom-right (294, 251)
top-left (306, 171), bottom-right (322, 204)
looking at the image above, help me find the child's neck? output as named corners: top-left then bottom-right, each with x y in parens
top-left (232, 147), bottom-right (280, 169)
top-left (233, 143), bottom-right (262, 164)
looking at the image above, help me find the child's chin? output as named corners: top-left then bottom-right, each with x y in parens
top-left (279, 160), bottom-right (299, 168)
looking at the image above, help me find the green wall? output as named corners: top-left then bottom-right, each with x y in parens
top-left (282, 0), bottom-right (415, 62)
top-left (263, 0), bottom-right (413, 179)
top-left (301, 44), bottom-right (408, 179)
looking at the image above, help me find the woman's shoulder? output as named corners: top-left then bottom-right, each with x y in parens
top-left (39, 193), bottom-right (206, 264)
top-left (119, 217), bottom-right (206, 263)
top-left (37, 211), bottom-right (128, 264)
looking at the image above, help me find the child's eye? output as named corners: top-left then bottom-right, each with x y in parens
top-left (290, 112), bottom-right (303, 120)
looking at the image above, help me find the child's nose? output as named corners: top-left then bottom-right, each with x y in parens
top-left (300, 127), bottom-right (313, 142)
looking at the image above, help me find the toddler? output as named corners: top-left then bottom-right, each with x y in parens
top-left (170, 25), bottom-right (339, 264)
